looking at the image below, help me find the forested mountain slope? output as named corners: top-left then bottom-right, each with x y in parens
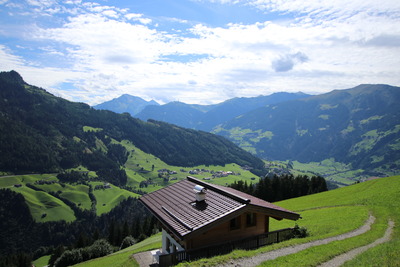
top-left (215, 84), bottom-right (400, 175)
top-left (0, 70), bottom-right (264, 175)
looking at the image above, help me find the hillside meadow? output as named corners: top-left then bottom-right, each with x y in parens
top-left (73, 175), bottom-right (399, 267)
top-left (119, 139), bottom-right (259, 193)
top-left (181, 175), bottom-right (399, 266)
top-left (0, 140), bottom-right (258, 223)
top-left (0, 174), bottom-right (139, 222)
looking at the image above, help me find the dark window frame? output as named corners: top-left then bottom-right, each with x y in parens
top-left (246, 212), bottom-right (257, 227)
top-left (229, 215), bottom-right (241, 230)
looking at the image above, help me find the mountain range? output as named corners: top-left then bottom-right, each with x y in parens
top-left (216, 84), bottom-right (400, 172)
top-left (95, 84), bottom-right (400, 178)
top-left (93, 92), bottom-right (310, 131)
top-left (0, 70), bottom-right (264, 175)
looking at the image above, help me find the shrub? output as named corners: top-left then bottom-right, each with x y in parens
top-left (54, 249), bottom-right (82, 267)
top-left (88, 239), bottom-right (113, 258)
top-left (53, 239), bottom-right (113, 267)
top-left (291, 224), bottom-right (309, 238)
top-left (120, 235), bottom-right (137, 250)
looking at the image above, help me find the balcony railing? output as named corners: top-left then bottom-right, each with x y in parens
top-left (159, 227), bottom-right (294, 267)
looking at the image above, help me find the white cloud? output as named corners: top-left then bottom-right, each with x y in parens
top-left (125, 13), bottom-right (152, 24)
top-left (1, 0), bottom-right (399, 105)
top-left (249, 0), bottom-right (400, 16)
top-left (0, 45), bottom-right (25, 69)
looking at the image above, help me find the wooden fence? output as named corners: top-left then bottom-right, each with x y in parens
top-left (158, 228), bottom-right (293, 267)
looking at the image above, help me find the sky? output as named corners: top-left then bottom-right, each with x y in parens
top-left (1, 0), bottom-right (400, 105)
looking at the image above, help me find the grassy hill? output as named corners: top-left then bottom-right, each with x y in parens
top-left (0, 174), bottom-right (76, 222)
top-left (15, 185), bottom-right (76, 222)
top-left (73, 175), bottom-right (399, 266)
top-left (90, 181), bottom-right (140, 215)
top-left (0, 173), bottom-right (140, 222)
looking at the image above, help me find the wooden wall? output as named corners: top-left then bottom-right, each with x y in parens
top-left (185, 212), bottom-right (270, 250)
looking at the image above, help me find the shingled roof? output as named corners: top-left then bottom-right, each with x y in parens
top-left (139, 176), bottom-right (300, 240)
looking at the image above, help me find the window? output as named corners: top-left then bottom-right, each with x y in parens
top-left (230, 216), bottom-right (241, 230)
top-left (246, 213), bottom-right (257, 227)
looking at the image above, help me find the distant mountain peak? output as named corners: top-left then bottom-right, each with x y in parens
top-left (93, 94), bottom-right (159, 116)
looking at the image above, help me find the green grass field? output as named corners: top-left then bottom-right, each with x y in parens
top-left (77, 175), bottom-right (399, 267)
top-left (0, 174), bottom-right (138, 221)
top-left (181, 175), bottom-right (400, 267)
top-left (11, 185), bottom-right (76, 222)
top-left (32, 255), bottom-right (51, 267)
top-left (60, 184), bottom-right (92, 210)
top-left (291, 159), bottom-right (366, 185)
top-left (0, 174), bottom-right (57, 187)
top-left (90, 181), bottom-right (140, 215)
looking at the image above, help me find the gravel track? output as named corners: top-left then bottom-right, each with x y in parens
top-left (318, 219), bottom-right (394, 267)
top-left (217, 215), bottom-right (376, 267)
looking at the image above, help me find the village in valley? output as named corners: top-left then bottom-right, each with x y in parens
top-left (136, 164), bottom-right (259, 190)
top-left (156, 167), bottom-right (250, 181)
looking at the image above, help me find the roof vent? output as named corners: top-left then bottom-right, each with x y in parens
top-left (193, 185), bottom-right (207, 202)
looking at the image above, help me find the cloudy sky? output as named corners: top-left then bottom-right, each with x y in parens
top-left (1, 0), bottom-right (400, 105)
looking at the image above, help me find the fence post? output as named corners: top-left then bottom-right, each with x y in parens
top-left (277, 231), bottom-right (279, 243)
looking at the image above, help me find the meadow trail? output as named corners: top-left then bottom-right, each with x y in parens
top-left (318, 219), bottom-right (395, 267)
top-left (216, 214), bottom-right (376, 267)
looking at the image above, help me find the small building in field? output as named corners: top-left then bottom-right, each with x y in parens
top-left (139, 176), bottom-right (300, 264)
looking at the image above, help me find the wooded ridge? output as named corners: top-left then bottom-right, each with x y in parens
top-left (0, 70), bottom-right (265, 176)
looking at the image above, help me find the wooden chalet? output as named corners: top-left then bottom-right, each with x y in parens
top-left (139, 176), bottom-right (300, 265)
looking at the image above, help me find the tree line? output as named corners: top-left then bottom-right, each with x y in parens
top-left (229, 174), bottom-right (328, 202)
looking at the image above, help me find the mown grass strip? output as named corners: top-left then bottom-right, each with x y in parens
top-left (176, 206), bottom-right (369, 267)
top-left (258, 206), bottom-right (390, 266)
top-left (341, 206), bottom-right (399, 267)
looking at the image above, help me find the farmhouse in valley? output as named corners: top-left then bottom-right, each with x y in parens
top-left (139, 176), bottom-right (300, 265)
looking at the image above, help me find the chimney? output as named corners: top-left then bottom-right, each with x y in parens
top-left (193, 185), bottom-right (207, 202)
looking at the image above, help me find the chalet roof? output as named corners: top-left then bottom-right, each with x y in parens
top-left (139, 176), bottom-right (300, 240)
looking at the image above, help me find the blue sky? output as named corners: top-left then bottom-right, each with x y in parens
top-left (1, 0), bottom-right (400, 105)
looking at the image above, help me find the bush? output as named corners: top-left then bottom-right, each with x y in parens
top-left (53, 239), bottom-right (113, 267)
top-left (120, 235), bottom-right (136, 250)
top-left (291, 224), bottom-right (309, 238)
top-left (88, 239), bottom-right (113, 258)
top-left (54, 249), bottom-right (82, 267)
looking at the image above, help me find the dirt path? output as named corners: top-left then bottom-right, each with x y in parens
top-left (217, 215), bottom-right (376, 267)
top-left (318, 219), bottom-right (395, 267)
